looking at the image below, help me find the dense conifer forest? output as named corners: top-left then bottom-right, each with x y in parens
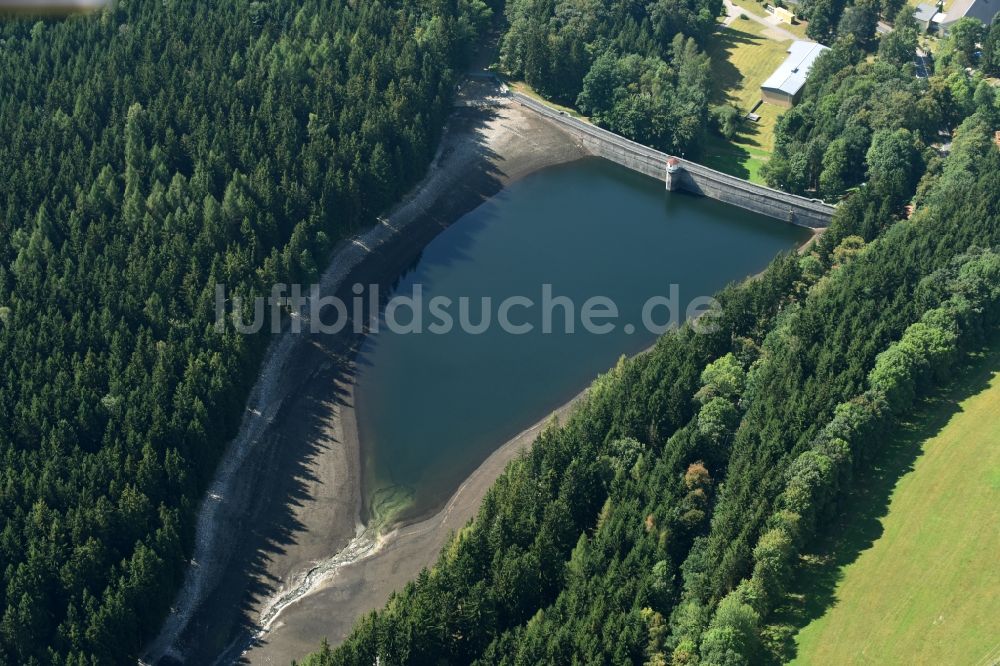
top-left (306, 14), bottom-right (1000, 662)
top-left (308, 112), bottom-right (1000, 666)
top-left (500, 0), bottom-right (720, 152)
top-left (0, 0), bottom-right (495, 662)
top-left (3, 0), bottom-right (997, 663)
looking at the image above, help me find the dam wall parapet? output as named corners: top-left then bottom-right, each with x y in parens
top-left (510, 91), bottom-right (835, 229)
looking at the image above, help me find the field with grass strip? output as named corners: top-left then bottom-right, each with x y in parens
top-left (701, 19), bottom-right (791, 180)
top-left (708, 19), bottom-right (791, 118)
top-left (786, 342), bottom-right (1000, 665)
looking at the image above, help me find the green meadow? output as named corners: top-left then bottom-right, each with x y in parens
top-left (779, 342), bottom-right (1000, 665)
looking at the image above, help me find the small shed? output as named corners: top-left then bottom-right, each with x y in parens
top-left (773, 6), bottom-right (796, 23)
top-left (760, 41), bottom-right (830, 108)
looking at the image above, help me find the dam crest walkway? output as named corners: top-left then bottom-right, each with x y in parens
top-left (506, 90), bottom-right (835, 229)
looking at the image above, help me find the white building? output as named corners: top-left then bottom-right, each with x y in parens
top-left (760, 41), bottom-right (830, 109)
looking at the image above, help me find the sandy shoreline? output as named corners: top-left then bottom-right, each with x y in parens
top-left (143, 94), bottom-right (590, 665)
top-left (244, 225), bottom-right (821, 665)
top-left (147, 84), bottom-right (823, 665)
top-left (238, 100), bottom-right (590, 664)
top-left (245, 386), bottom-right (588, 665)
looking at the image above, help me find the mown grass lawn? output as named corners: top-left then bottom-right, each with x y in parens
top-left (699, 133), bottom-right (773, 183)
top-left (508, 22), bottom-right (796, 185)
top-left (908, 0), bottom-right (956, 15)
top-left (778, 341), bottom-right (1000, 665)
top-left (701, 19), bottom-right (791, 181)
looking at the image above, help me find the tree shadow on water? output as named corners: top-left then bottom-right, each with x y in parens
top-left (166, 104), bottom-right (513, 665)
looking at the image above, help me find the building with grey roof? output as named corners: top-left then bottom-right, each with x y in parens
top-left (760, 41), bottom-right (830, 109)
top-left (914, 2), bottom-right (939, 30)
top-left (934, 0), bottom-right (998, 32)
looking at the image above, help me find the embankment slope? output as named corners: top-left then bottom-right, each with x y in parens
top-left (145, 98), bottom-right (589, 665)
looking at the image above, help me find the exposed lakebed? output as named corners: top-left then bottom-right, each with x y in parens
top-left (354, 157), bottom-right (809, 524)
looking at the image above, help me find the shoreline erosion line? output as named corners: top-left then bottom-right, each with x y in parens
top-left (217, 392), bottom-right (586, 665)
top-left (148, 89), bottom-right (822, 664)
top-left (240, 226), bottom-right (821, 662)
top-left (142, 114), bottom-right (463, 664)
top-left (146, 96), bottom-right (591, 664)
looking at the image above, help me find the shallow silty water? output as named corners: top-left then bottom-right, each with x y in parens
top-left (354, 157), bottom-right (810, 522)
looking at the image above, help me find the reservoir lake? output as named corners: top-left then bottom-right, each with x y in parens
top-left (354, 157), bottom-right (810, 523)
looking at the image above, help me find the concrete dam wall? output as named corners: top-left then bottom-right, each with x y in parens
top-left (510, 92), bottom-right (835, 229)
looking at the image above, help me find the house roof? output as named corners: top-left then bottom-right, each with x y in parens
top-left (940, 0), bottom-right (999, 25)
top-left (760, 41), bottom-right (830, 98)
top-left (914, 3), bottom-right (938, 21)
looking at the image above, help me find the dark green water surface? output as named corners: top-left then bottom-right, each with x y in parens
top-left (354, 158), bottom-right (809, 521)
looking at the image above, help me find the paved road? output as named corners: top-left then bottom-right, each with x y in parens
top-left (722, 0), bottom-right (798, 42)
top-left (915, 48), bottom-right (932, 78)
